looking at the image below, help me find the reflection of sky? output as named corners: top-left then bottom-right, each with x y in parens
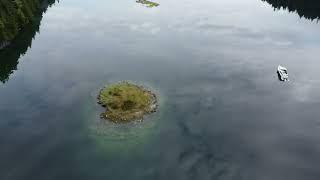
top-left (1, 0), bottom-right (320, 179)
top-left (40, 0), bottom-right (320, 102)
top-left (44, 0), bottom-right (320, 47)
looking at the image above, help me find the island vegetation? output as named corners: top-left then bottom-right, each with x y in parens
top-left (136, 0), bottom-right (159, 8)
top-left (98, 82), bottom-right (158, 123)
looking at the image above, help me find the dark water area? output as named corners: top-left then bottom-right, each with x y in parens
top-left (1, 0), bottom-right (320, 179)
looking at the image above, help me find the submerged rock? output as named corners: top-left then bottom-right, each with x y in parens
top-left (97, 81), bottom-right (158, 123)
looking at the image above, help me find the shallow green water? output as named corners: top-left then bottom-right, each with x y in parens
top-left (1, 0), bottom-right (320, 179)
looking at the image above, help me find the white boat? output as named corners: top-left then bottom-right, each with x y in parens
top-left (277, 65), bottom-right (289, 81)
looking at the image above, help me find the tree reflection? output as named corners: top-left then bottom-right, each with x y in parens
top-left (0, 0), bottom-right (56, 83)
top-left (262, 0), bottom-right (320, 21)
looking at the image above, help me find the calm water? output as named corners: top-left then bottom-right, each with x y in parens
top-left (1, 0), bottom-right (320, 179)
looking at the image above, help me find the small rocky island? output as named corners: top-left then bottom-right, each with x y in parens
top-left (136, 0), bottom-right (159, 8)
top-left (98, 81), bottom-right (158, 123)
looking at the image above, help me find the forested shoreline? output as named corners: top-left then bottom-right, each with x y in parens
top-left (0, 0), bottom-right (55, 48)
top-left (0, 0), bottom-right (55, 82)
top-left (262, 0), bottom-right (320, 21)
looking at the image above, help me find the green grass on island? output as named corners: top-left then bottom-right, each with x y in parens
top-left (98, 82), bottom-right (158, 122)
top-left (136, 0), bottom-right (159, 8)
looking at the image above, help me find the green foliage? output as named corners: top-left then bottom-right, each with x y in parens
top-left (0, 0), bottom-right (42, 42)
top-left (98, 82), bottom-right (158, 122)
top-left (0, 0), bottom-right (56, 83)
top-left (136, 0), bottom-right (159, 8)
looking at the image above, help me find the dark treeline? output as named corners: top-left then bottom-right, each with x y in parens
top-left (0, 0), bottom-right (56, 83)
top-left (262, 0), bottom-right (320, 21)
top-left (0, 0), bottom-right (56, 45)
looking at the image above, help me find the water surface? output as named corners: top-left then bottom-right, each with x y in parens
top-left (1, 0), bottom-right (320, 179)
